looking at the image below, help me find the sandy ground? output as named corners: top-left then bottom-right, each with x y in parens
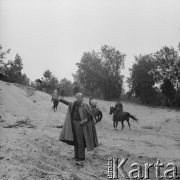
top-left (0, 80), bottom-right (180, 180)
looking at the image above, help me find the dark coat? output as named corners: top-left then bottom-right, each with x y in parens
top-left (115, 102), bottom-right (123, 111)
top-left (59, 100), bottom-right (98, 151)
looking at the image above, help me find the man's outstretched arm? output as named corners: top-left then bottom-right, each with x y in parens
top-left (59, 98), bottom-right (70, 105)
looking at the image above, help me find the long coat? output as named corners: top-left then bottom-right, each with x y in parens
top-left (59, 101), bottom-right (98, 151)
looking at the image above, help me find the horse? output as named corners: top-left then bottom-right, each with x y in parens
top-left (91, 107), bottom-right (103, 124)
top-left (109, 106), bottom-right (138, 130)
top-left (51, 97), bottom-right (59, 112)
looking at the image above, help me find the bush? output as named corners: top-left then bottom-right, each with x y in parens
top-left (174, 91), bottom-right (180, 107)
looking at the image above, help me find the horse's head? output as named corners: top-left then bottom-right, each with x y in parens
top-left (109, 106), bottom-right (115, 115)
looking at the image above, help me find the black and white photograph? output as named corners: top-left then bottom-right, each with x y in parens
top-left (0, 0), bottom-right (180, 179)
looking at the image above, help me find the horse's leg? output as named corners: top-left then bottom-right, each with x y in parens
top-left (116, 121), bottom-right (118, 129)
top-left (121, 121), bottom-right (124, 130)
top-left (99, 112), bottom-right (102, 122)
top-left (96, 116), bottom-right (98, 123)
top-left (127, 119), bottom-right (131, 130)
top-left (114, 121), bottom-right (117, 129)
top-left (54, 106), bottom-right (56, 112)
top-left (113, 120), bottom-right (115, 128)
top-left (96, 115), bottom-right (99, 123)
top-left (96, 114), bottom-right (99, 123)
top-left (97, 113), bottom-right (101, 122)
top-left (94, 116), bottom-right (97, 124)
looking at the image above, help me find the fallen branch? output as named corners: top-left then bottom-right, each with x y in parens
top-left (53, 125), bottom-right (63, 128)
top-left (3, 117), bottom-right (36, 128)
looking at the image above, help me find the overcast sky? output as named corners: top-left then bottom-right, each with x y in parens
top-left (1, 0), bottom-right (180, 90)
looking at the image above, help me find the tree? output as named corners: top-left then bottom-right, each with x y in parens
top-left (4, 54), bottom-right (23, 83)
top-left (41, 70), bottom-right (59, 93)
top-left (50, 75), bottom-right (59, 92)
top-left (100, 45), bottom-right (125, 100)
top-left (0, 45), bottom-right (11, 80)
top-left (43, 69), bottom-right (52, 79)
top-left (0, 45), bottom-right (30, 85)
top-left (0, 45), bottom-right (11, 65)
top-left (76, 51), bottom-right (102, 96)
top-left (41, 69), bottom-right (52, 93)
top-left (160, 79), bottom-right (175, 106)
top-left (60, 78), bottom-right (73, 96)
top-left (75, 45), bottom-right (125, 100)
top-left (128, 54), bottom-right (158, 104)
top-left (154, 46), bottom-right (180, 105)
top-left (155, 46), bottom-right (179, 85)
top-left (20, 73), bottom-right (30, 85)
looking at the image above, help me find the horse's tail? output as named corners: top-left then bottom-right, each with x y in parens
top-left (129, 114), bottom-right (138, 123)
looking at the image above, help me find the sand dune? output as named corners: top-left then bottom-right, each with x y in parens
top-left (0, 80), bottom-right (180, 179)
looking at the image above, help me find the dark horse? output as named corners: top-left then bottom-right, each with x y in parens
top-left (109, 106), bottom-right (138, 130)
top-left (91, 107), bottom-right (103, 124)
top-left (51, 97), bottom-right (59, 112)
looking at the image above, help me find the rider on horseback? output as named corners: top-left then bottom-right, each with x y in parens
top-left (51, 89), bottom-right (59, 112)
top-left (89, 97), bottom-right (97, 108)
top-left (113, 100), bottom-right (123, 121)
top-left (89, 97), bottom-right (102, 124)
top-left (89, 97), bottom-right (99, 116)
top-left (52, 89), bottom-right (58, 100)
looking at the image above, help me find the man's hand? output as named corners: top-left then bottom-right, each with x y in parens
top-left (80, 119), bottom-right (87, 126)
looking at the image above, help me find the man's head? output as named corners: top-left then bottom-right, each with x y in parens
top-left (75, 93), bottom-right (83, 103)
top-left (117, 99), bottom-right (121, 103)
top-left (91, 99), bottom-right (97, 107)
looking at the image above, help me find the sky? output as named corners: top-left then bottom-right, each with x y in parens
top-left (1, 0), bottom-right (180, 90)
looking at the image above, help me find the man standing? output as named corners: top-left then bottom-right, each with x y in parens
top-left (59, 93), bottom-right (98, 165)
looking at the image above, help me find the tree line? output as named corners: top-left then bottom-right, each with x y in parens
top-left (73, 45), bottom-right (125, 100)
top-left (1, 43), bottom-right (180, 107)
top-left (34, 69), bottom-right (75, 96)
top-left (0, 45), bottom-right (30, 85)
top-left (127, 44), bottom-right (180, 106)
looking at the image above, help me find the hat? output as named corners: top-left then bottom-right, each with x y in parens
top-left (76, 93), bottom-right (83, 98)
